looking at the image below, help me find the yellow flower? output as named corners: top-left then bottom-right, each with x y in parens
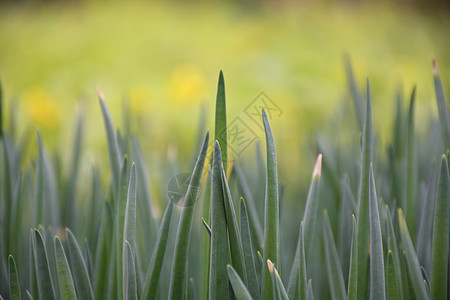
top-left (128, 84), bottom-right (153, 116)
top-left (23, 87), bottom-right (60, 129)
top-left (168, 64), bottom-right (207, 105)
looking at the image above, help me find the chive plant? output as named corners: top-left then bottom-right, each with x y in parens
top-left (0, 60), bottom-right (449, 299)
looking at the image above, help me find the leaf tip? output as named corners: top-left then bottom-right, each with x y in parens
top-left (313, 153), bottom-right (322, 178)
top-left (267, 259), bottom-right (274, 274)
top-left (97, 85), bottom-right (105, 101)
top-left (432, 57), bottom-right (439, 76)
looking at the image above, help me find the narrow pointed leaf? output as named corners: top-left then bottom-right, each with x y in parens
top-left (431, 155), bottom-right (450, 300)
top-left (288, 222), bottom-right (307, 300)
top-left (124, 163), bottom-right (137, 252)
top-left (397, 209), bottom-right (428, 299)
top-left (215, 70), bottom-right (227, 172)
top-left (344, 55), bottom-right (364, 130)
top-left (33, 229), bottom-right (56, 300)
top-left (142, 202), bottom-right (174, 300)
top-left (356, 79), bottom-right (373, 299)
top-left (323, 210), bottom-right (346, 300)
top-left (209, 141), bottom-right (230, 300)
top-left (116, 155), bottom-right (129, 298)
top-left (385, 205), bottom-right (404, 300)
top-left (433, 59), bottom-right (450, 149)
top-left (347, 215), bottom-right (357, 300)
top-left (240, 198), bottom-right (259, 299)
top-left (386, 251), bottom-right (399, 300)
top-left (307, 279), bottom-right (314, 300)
top-left (302, 154), bottom-right (322, 262)
top-left (405, 87), bottom-right (417, 239)
top-left (262, 108), bottom-right (280, 299)
top-left (368, 165), bottom-right (385, 300)
top-left (227, 265), bottom-right (253, 300)
top-left (221, 165), bottom-right (247, 284)
top-left (66, 229), bottom-right (94, 300)
top-left (201, 217), bottom-right (212, 238)
top-left (272, 264), bottom-right (289, 300)
top-left (98, 89), bottom-right (121, 190)
top-left (54, 237), bottom-right (76, 300)
top-left (123, 240), bottom-right (137, 300)
top-left (169, 131), bottom-right (209, 299)
top-left (234, 163), bottom-right (263, 251)
top-left (8, 255), bottom-right (21, 300)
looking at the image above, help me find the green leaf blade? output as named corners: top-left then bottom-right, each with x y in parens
top-left (98, 90), bottom-right (121, 190)
top-left (240, 198), bottom-right (260, 299)
top-left (368, 165), bottom-right (385, 300)
top-left (356, 79), bottom-right (373, 299)
top-left (142, 202), bottom-right (174, 300)
top-left (215, 71), bottom-right (227, 172)
top-left (433, 59), bottom-right (450, 149)
top-left (169, 131), bottom-right (209, 299)
top-left (209, 141), bottom-right (230, 300)
top-left (123, 240), bottom-right (137, 300)
top-left (54, 237), bottom-right (76, 300)
top-left (262, 108), bottom-right (280, 300)
top-left (227, 265), bottom-right (253, 300)
top-left (8, 255), bottom-right (21, 300)
top-left (33, 229), bottom-right (56, 300)
top-left (347, 215), bottom-right (357, 300)
top-left (398, 209), bottom-right (428, 299)
top-left (221, 166), bottom-right (247, 285)
top-left (430, 155), bottom-right (450, 300)
top-left (323, 210), bottom-right (346, 300)
top-left (66, 229), bottom-right (94, 300)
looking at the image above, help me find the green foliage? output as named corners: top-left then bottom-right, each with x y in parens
top-left (1, 62), bottom-right (450, 300)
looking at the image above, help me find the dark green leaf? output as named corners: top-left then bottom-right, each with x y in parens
top-left (227, 265), bottom-right (253, 300)
top-left (169, 131), bottom-right (209, 299)
top-left (208, 140), bottom-right (230, 300)
top-left (142, 202), bottom-right (174, 300)
top-left (368, 165), bottom-right (385, 300)
top-left (240, 198), bottom-right (259, 299)
top-left (54, 237), bottom-right (76, 300)
top-left (215, 70), bottom-right (227, 172)
top-left (8, 255), bottom-right (21, 300)
top-left (323, 210), bottom-right (346, 300)
top-left (356, 79), bottom-right (373, 299)
top-left (431, 155), bottom-right (450, 299)
top-left (262, 108), bottom-right (280, 299)
top-left (66, 229), bottom-right (94, 300)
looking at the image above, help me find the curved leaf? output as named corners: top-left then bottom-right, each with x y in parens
top-left (431, 155), bottom-right (450, 299)
top-left (142, 202), bottom-right (174, 300)
top-left (66, 229), bottom-right (94, 300)
top-left (54, 236), bottom-right (76, 300)
top-left (227, 265), bottom-right (252, 300)
top-left (169, 131), bottom-right (209, 299)
top-left (8, 255), bottom-right (21, 300)
top-left (397, 209), bottom-right (428, 299)
top-left (123, 240), bottom-right (137, 300)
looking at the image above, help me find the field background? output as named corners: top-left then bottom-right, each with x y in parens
top-left (0, 0), bottom-right (449, 211)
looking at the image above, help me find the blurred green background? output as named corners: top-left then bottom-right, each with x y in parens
top-left (0, 0), bottom-right (449, 207)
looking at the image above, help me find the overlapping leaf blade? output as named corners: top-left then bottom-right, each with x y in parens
top-left (430, 155), bottom-right (450, 299)
top-left (169, 131), bottom-right (209, 299)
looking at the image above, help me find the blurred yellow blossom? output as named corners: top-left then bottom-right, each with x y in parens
top-left (128, 84), bottom-right (153, 115)
top-left (23, 87), bottom-right (60, 129)
top-left (168, 64), bottom-right (207, 105)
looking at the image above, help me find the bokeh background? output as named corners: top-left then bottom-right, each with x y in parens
top-left (0, 0), bottom-right (450, 212)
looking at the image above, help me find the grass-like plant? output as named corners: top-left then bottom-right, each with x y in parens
top-left (0, 59), bottom-right (449, 300)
